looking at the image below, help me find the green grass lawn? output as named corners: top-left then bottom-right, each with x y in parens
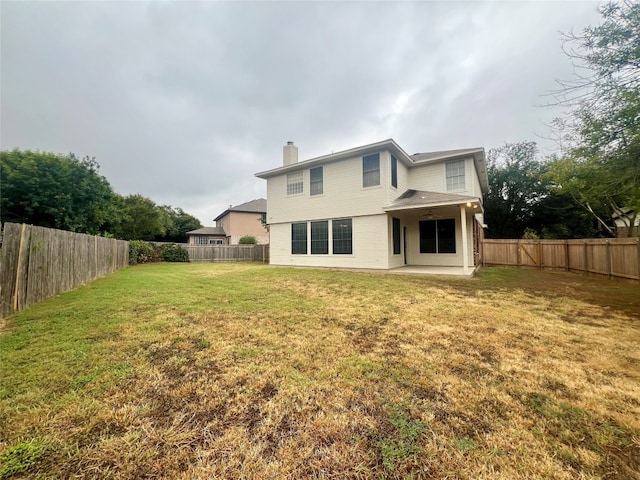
top-left (1, 263), bottom-right (639, 479)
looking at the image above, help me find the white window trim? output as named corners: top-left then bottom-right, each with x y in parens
top-left (445, 159), bottom-right (466, 192)
top-left (287, 171), bottom-right (304, 196)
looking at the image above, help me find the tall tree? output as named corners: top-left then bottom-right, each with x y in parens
top-left (484, 142), bottom-right (600, 239)
top-left (157, 207), bottom-right (202, 243)
top-left (548, 1), bottom-right (640, 235)
top-left (484, 142), bottom-right (548, 238)
top-left (0, 149), bottom-right (120, 234)
top-left (114, 194), bottom-right (168, 241)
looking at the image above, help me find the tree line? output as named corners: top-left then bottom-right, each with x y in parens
top-left (485, 1), bottom-right (639, 239)
top-left (0, 149), bottom-right (202, 242)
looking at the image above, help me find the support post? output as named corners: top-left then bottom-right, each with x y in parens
top-left (460, 206), bottom-right (469, 275)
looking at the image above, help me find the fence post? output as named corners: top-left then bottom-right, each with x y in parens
top-left (564, 240), bottom-right (569, 271)
top-left (583, 240), bottom-right (588, 274)
top-left (606, 239), bottom-right (612, 279)
top-left (538, 240), bottom-right (543, 269)
top-left (517, 239), bottom-right (521, 267)
top-left (637, 237), bottom-right (640, 280)
top-left (12, 223), bottom-right (27, 311)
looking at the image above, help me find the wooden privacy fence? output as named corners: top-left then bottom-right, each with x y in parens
top-left (482, 237), bottom-right (640, 280)
top-left (185, 244), bottom-right (269, 262)
top-left (0, 222), bottom-right (129, 318)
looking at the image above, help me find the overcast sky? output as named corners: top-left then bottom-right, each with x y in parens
top-left (1, 1), bottom-right (602, 225)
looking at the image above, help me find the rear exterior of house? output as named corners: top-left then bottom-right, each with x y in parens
top-left (255, 139), bottom-right (488, 274)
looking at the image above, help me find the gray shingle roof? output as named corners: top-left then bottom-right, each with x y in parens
top-left (410, 148), bottom-right (484, 163)
top-left (186, 227), bottom-right (226, 236)
top-left (383, 190), bottom-right (481, 211)
top-left (214, 198), bottom-right (266, 222)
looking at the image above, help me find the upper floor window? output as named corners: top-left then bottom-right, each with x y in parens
top-left (363, 153), bottom-right (380, 188)
top-left (310, 166), bottom-right (323, 196)
top-left (391, 155), bottom-right (398, 188)
top-left (446, 160), bottom-right (465, 191)
top-left (287, 171), bottom-right (303, 195)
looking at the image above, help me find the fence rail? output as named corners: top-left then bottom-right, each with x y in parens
top-left (482, 237), bottom-right (639, 280)
top-left (185, 244), bottom-right (269, 263)
top-left (0, 222), bottom-right (129, 318)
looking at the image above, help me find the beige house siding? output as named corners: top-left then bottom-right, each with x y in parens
top-left (266, 151), bottom-right (395, 225)
top-left (269, 215), bottom-right (390, 269)
top-left (407, 157), bottom-right (478, 196)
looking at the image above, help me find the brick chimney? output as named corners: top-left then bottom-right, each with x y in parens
top-left (283, 141), bottom-right (298, 166)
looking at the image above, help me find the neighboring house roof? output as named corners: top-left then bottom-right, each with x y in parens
top-left (186, 227), bottom-right (226, 236)
top-left (612, 207), bottom-right (635, 220)
top-left (213, 198), bottom-right (267, 222)
top-left (254, 139), bottom-right (489, 194)
top-left (383, 190), bottom-right (483, 212)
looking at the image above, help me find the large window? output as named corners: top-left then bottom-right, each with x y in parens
top-left (310, 166), bottom-right (323, 196)
top-left (419, 219), bottom-right (456, 254)
top-left (363, 153), bottom-right (380, 187)
top-left (391, 155), bottom-right (398, 188)
top-left (392, 217), bottom-right (401, 255)
top-left (446, 160), bottom-right (465, 191)
top-left (332, 218), bottom-right (352, 254)
top-left (311, 221), bottom-right (329, 254)
top-left (291, 223), bottom-right (307, 254)
top-left (287, 171), bottom-right (303, 195)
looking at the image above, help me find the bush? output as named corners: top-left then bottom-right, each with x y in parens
top-left (160, 243), bottom-right (189, 262)
top-left (238, 235), bottom-right (257, 245)
top-left (129, 241), bottom-right (189, 264)
top-left (129, 240), bottom-right (156, 265)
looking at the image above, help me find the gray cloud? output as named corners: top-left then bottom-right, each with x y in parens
top-left (1, 1), bottom-right (602, 224)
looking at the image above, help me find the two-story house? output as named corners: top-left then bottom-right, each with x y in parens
top-left (213, 198), bottom-right (269, 245)
top-left (255, 139), bottom-right (488, 274)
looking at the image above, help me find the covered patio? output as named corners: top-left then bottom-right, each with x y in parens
top-left (384, 190), bottom-right (485, 275)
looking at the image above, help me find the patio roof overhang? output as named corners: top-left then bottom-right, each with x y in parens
top-left (382, 190), bottom-right (484, 214)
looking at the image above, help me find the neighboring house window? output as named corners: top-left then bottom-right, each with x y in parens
top-left (209, 239), bottom-right (224, 245)
top-left (311, 221), bottom-right (329, 254)
top-left (194, 236), bottom-right (209, 245)
top-left (391, 155), bottom-right (398, 188)
top-left (291, 223), bottom-right (307, 254)
top-left (392, 218), bottom-right (401, 254)
top-left (363, 153), bottom-right (380, 187)
top-left (287, 171), bottom-right (303, 195)
top-left (332, 218), bottom-right (352, 254)
top-left (310, 166), bottom-right (323, 196)
top-left (260, 212), bottom-right (267, 225)
top-left (419, 219), bottom-right (456, 254)
top-left (446, 160), bottom-right (465, 190)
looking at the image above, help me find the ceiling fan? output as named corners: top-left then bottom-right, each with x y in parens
top-left (420, 209), bottom-right (445, 219)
